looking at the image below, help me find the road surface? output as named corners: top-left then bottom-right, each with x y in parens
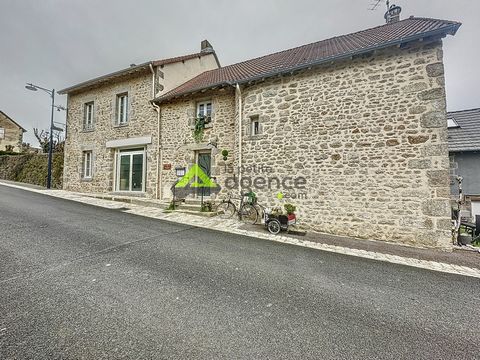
top-left (0, 185), bottom-right (479, 359)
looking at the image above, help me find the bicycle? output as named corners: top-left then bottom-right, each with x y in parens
top-left (215, 192), bottom-right (258, 224)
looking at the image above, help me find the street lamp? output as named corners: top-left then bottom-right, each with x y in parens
top-left (25, 83), bottom-right (64, 189)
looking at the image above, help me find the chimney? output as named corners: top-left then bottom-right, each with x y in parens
top-left (384, 4), bottom-right (402, 23)
top-left (200, 40), bottom-right (214, 53)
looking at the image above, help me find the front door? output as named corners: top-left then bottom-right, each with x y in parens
top-left (197, 152), bottom-right (212, 197)
top-left (117, 148), bottom-right (145, 192)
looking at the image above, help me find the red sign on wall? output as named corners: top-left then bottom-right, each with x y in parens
top-left (163, 163), bottom-right (172, 170)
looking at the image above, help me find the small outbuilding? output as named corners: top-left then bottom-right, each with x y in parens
top-left (0, 110), bottom-right (26, 153)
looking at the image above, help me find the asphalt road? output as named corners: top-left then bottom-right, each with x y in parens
top-left (1, 185), bottom-right (479, 359)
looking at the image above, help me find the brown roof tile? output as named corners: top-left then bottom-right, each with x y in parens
top-left (154, 17), bottom-right (460, 103)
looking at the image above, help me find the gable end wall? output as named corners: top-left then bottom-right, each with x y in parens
top-left (239, 40), bottom-right (451, 248)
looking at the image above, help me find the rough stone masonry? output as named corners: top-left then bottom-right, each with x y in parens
top-left (160, 40), bottom-right (452, 248)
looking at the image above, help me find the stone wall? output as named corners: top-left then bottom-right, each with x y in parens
top-left (159, 89), bottom-right (236, 199)
top-left (64, 38), bottom-right (452, 248)
top-left (63, 55), bottom-right (219, 197)
top-left (0, 113), bottom-right (23, 152)
top-left (238, 40), bottom-right (451, 248)
top-left (63, 71), bottom-right (159, 196)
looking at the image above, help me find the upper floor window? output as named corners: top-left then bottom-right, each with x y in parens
top-left (82, 151), bottom-right (93, 179)
top-left (83, 102), bottom-right (94, 130)
top-left (0, 127), bottom-right (4, 139)
top-left (251, 115), bottom-right (260, 136)
top-left (247, 115), bottom-right (262, 137)
top-left (116, 93), bottom-right (128, 125)
top-left (197, 100), bottom-right (212, 122)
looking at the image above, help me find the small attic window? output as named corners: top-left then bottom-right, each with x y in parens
top-left (447, 117), bottom-right (460, 128)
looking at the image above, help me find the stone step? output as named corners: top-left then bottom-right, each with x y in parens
top-left (82, 193), bottom-right (169, 210)
top-left (164, 209), bottom-right (218, 217)
top-left (174, 204), bottom-right (203, 212)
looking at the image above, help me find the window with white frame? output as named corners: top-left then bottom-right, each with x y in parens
top-left (82, 151), bottom-right (93, 179)
top-left (116, 93), bottom-right (128, 125)
top-left (197, 100), bottom-right (212, 121)
top-left (250, 115), bottom-right (260, 136)
top-left (83, 102), bottom-right (94, 130)
top-left (0, 127), bottom-right (4, 139)
top-left (447, 117), bottom-right (460, 128)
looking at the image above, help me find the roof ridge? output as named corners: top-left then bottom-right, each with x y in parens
top-left (409, 16), bottom-right (462, 26)
top-left (59, 50), bottom-right (217, 94)
top-left (154, 17), bottom-right (461, 103)
top-left (152, 50), bottom-right (216, 66)
top-left (200, 17), bottom-right (452, 74)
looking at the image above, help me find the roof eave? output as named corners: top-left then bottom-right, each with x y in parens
top-left (153, 23), bottom-right (461, 104)
top-left (0, 111), bottom-right (27, 132)
top-left (449, 148), bottom-right (480, 153)
top-left (58, 61), bottom-right (153, 95)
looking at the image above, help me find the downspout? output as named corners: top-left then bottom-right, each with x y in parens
top-left (150, 63), bottom-right (162, 200)
top-left (236, 83), bottom-right (242, 194)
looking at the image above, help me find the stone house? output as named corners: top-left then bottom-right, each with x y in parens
top-left (0, 110), bottom-right (26, 152)
top-left (62, 15), bottom-right (461, 248)
top-left (59, 41), bottom-right (219, 196)
top-left (448, 108), bottom-right (480, 219)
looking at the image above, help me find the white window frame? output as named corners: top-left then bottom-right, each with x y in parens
top-left (251, 116), bottom-right (260, 136)
top-left (115, 148), bottom-right (146, 192)
top-left (0, 127), bottom-right (4, 139)
top-left (116, 93), bottom-right (128, 125)
top-left (83, 102), bottom-right (94, 130)
top-left (83, 151), bottom-right (93, 179)
top-left (447, 117), bottom-right (459, 128)
top-left (196, 100), bottom-right (212, 121)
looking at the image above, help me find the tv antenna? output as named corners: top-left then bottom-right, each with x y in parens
top-left (369, 0), bottom-right (390, 11)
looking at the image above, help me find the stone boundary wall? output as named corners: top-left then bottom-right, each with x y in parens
top-left (0, 153), bottom-right (63, 189)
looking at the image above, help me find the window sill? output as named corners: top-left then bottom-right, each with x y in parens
top-left (81, 177), bottom-right (93, 182)
top-left (114, 123), bottom-right (129, 128)
top-left (110, 191), bottom-right (146, 197)
top-left (246, 134), bottom-right (266, 140)
top-left (189, 123), bottom-right (213, 130)
top-left (81, 128), bottom-right (95, 133)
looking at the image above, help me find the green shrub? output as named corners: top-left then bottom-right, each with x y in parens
top-left (0, 153), bottom-right (63, 188)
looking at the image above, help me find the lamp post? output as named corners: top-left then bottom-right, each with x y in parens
top-left (25, 83), bottom-right (64, 189)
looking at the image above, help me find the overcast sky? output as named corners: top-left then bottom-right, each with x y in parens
top-left (1, 0), bottom-right (478, 146)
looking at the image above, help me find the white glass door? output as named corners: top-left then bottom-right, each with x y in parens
top-left (116, 149), bottom-right (145, 192)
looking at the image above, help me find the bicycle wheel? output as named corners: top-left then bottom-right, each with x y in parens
top-left (239, 203), bottom-right (258, 224)
top-left (267, 219), bottom-right (281, 235)
top-left (216, 201), bottom-right (236, 219)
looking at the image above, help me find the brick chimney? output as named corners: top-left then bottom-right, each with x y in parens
top-left (200, 40), bottom-right (214, 53)
top-left (384, 4), bottom-right (402, 24)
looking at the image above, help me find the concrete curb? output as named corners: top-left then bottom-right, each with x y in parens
top-left (2, 181), bottom-right (480, 279)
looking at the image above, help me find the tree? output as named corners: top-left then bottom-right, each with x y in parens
top-left (33, 128), bottom-right (64, 153)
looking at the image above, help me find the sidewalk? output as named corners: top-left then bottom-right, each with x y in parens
top-left (1, 180), bottom-right (479, 278)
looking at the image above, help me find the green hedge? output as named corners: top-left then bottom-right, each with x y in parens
top-left (0, 153), bottom-right (63, 189)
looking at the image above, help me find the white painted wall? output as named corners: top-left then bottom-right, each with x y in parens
top-left (158, 53), bottom-right (219, 96)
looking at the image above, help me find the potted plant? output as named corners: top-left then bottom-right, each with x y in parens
top-left (221, 149), bottom-right (229, 161)
top-left (284, 203), bottom-right (296, 224)
top-left (193, 115), bottom-right (207, 142)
